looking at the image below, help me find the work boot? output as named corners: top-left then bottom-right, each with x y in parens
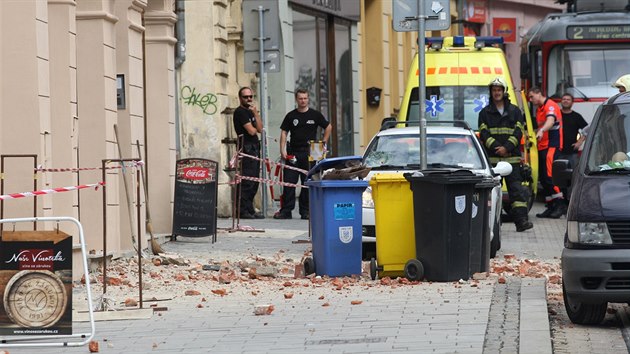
top-left (536, 204), bottom-right (554, 218)
top-left (273, 211), bottom-right (292, 219)
top-left (515, 219), bottom-right (533, 232)
top-left (548, 199), bottom-right (568, 219)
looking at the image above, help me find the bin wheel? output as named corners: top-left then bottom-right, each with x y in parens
top-left (370, 258), bottom-right (377, 280)
top-left (303, 257), bottom-right (315, 275)
top-left (404, 259), bottom-right (424, 281)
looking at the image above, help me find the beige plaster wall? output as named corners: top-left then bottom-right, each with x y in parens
top-left (144, 2), bottom-right (177, 233)
top-left (178, 0), bottom-right (249, 218)
top-left (0, 0), bottom-right (176, 266)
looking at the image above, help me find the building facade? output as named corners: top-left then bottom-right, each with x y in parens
top-left (0, 0), bottom-right (176, 276)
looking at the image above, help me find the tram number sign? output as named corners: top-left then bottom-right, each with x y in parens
top-left (567, 25), bottom-right (630, 40)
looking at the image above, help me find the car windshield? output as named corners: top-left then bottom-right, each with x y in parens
top-left (406, 86), bottom-right (489, 130)
top-left (586, 103), bottom-right (630, 174)
top-left (363, 133), bottom-right (484, 170)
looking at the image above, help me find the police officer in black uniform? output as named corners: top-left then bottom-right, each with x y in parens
top-left (274, 89), bottom-right (331, 220)
top-left (478, 77), bottom-right (533, 232)
top-left (233, 87), bottom-right (263, 219)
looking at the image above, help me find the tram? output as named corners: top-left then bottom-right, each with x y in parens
top-left (520, 0), bottom-right (630, 122)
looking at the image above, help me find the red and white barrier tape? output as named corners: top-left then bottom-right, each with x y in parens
top-left (237, 174), bottom-right (307, 189)
top-left (238, 152), bottom-right (309, 174)
top-left (35, 161), bottom-right (144, 173)
top-left (0, 182), bottom-right (105, 200)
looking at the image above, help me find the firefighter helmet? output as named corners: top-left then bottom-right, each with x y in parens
top-left (488, 77), bottom-right (508, 90)
top-left (612, 74), bottom-right (630, 92)
top-left (488, 77), bottom-right (509, 99)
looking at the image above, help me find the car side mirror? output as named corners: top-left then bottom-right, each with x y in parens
top-left (492, 161), bottom-right (513, 177)
top-left (552, 159), bottom-right (572, 188)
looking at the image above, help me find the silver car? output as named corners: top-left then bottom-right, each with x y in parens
top-left (361, 123), bottom-right (512, 260)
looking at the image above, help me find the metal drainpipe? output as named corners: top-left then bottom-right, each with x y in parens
top-left (175, 0), bottom-right (186, 68)
top-left (174, 0), bottom-right (186, 159)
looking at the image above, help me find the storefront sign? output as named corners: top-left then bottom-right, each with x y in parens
top-left (465, 0), bottom-right (486, 24)
top-left (493, 17), bottom-right (517, 43)
top-left (0, 231), bottom-right (73, 335)
top-left (289, 0), bottom-right (360, 21)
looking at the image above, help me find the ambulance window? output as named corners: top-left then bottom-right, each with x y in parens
top-left (406, 86), bottom-right (487, 131)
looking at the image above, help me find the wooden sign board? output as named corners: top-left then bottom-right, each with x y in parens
top-left (0, 230), bottom-right (72, 335)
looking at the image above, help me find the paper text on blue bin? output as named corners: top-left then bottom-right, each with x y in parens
top-left (333, 202), bottom-right (355, 220)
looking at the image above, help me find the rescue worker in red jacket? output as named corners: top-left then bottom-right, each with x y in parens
top-left (528, 86), bottom-right (566, 218)
top-left (478, 77), bottom-right (533, 232)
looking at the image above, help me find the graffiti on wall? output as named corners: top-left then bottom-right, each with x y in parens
top-left (181, 86), bottom-right (218, 115)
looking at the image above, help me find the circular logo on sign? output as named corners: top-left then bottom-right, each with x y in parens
top-left (3, 270), bottom-right (67, 328)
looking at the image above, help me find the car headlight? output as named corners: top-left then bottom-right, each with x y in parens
top-left (362, 186), bottom-right (374, 208)
top-left (567, 221), bottom-right (612, 244)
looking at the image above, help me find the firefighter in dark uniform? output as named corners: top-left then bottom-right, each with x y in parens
top-left (478, 77), bottom-right (533, 232)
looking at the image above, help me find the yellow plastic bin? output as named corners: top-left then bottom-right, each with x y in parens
top-left (369, 173), bottom-right (416, 279)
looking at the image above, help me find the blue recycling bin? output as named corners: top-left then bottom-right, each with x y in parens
top-left (303, 156), bottom-right (368, 277)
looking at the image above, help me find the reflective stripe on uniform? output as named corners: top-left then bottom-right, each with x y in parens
top-left (511, 201), bottom-right (528, 208)
top-left (488, 127), bottom-right (515, 135)
top-left (508, 136), bottom-right (519, 146)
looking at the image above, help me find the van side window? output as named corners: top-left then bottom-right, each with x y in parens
top-left (586, 106), bottom-right (630, 171)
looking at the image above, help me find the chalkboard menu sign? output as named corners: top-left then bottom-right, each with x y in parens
top-left (172, 158), bottom-right (218, 240)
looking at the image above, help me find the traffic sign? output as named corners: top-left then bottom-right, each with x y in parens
top-left (393, 0), bottom-right (450, 32)
top-left (242, 0), bottom-right (280, 52)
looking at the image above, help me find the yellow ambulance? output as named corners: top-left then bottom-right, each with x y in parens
top-left (398, 36), bottom-right (538, 211)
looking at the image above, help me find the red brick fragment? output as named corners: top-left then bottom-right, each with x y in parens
top-left (211, 289), bottom-right (227, 296)
top-left (89, 340), bottom-right (99, 352)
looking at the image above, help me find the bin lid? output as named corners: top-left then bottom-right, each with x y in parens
top-left (306, 155), bottom-right (364, 180)
top-left (304, 179), bottom-right (369, 188)
top-left (368, 173), bottom-right (407, 186)
top-left (403, 168), bottom-right (484, 185)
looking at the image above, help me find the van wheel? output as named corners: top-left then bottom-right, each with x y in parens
top-left (490, 219), bottom-right (501, 258)
top-left (563, 283), bottom-right (607, 325)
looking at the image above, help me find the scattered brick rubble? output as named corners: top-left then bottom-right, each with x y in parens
top-left (77, 250), bottom-right (563, 315)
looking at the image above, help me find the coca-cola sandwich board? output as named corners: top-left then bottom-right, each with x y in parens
top-left (0, 231), bottom-right (72, 335)
top-left (172, 158), bottom-right (218, 239)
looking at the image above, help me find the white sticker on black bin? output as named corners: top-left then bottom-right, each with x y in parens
top-left (455, 195), bottom-right (466, 214)
top-left (339, 226), bottom-right (353, 243)
top-left (472, 203), bottom-right (478, 218)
